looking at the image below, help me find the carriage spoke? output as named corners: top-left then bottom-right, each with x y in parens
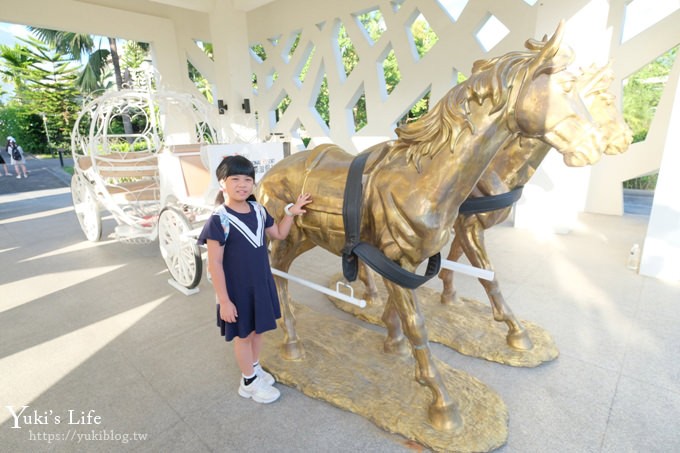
top-left (158, 207), bottom-right (202, 289)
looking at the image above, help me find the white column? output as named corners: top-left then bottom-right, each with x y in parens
top-left (639, 56), bottom-right (680, 282)
top-left (513, 0), bottom-right (613, 233)
top-left (209, 1), bottom-right (256, 142)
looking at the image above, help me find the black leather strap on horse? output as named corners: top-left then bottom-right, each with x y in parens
top-left (341, 152), bottom-right (441, 290)
top-left (459, 186), bottom-right (524, 214)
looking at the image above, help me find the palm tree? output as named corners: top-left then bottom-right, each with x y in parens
top-left (28, 27), bottom-right (133, 135)
top-left (0, 43), bottom-right (37, 95)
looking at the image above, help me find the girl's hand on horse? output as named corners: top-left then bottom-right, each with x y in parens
top-left (219, 300), bottom-right (238, 323)
top-left (291, 193), bottom-right (313, 215)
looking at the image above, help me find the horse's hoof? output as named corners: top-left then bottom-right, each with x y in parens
top-left (439, 292), bottom-right (462, 306)
top-left (428, 403), bottom-right (463, 432)
top-left (383, 337), bottom-right (409, 356)
top-left (281, 341), bottom-right (306, 360)
top-left (364, 293), bottom-right (383, 308)
top-left (507, 329), bottom-right (533, 351)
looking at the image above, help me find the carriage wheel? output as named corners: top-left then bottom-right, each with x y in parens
top-left (158, 206), bottom-right (202, 289)
top-left (71, 173), bottom-right (102, 242)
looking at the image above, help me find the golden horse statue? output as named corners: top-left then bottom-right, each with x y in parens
top-left (256, 23), bottom-right (607, 431)
top-left (357, 63), bottom-right (633, 353)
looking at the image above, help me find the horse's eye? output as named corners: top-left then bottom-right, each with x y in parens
top-left (561, 78), bottom-right (576, 93)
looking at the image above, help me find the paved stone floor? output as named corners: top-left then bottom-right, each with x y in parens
top-left (1, 155), bottom-right (679, 452)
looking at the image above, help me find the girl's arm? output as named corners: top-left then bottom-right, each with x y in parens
top-left (206, 239), bottom-right (238, 322)
top-left (266, 193), bottom-right (312, 240)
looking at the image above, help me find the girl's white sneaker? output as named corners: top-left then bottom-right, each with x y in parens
top-left (238, 376), bottom-right (280, 404)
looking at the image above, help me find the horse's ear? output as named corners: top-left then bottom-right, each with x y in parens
top-left (548, 20), bottom-right (566, 48)
top-left (539, 20), bottom-right (564, 58)
top-left (525, 20), bottom-right (564, 52)
top-left (527, 20), bottom-right (571, 78)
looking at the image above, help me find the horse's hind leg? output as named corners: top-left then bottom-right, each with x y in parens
top-left (457, 216), bottom-right (533, 350)
top-left (270, 232), bottom-right (315, 360)
top-left (383, 279), bottom-right (463, 432)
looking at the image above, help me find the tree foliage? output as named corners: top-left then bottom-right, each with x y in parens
top-left (621, 45), bottom-right (677, 190)
top-left (623, 45), bottom-right (678, 142)
top-left (0, 36), bottom-right (80, 151)
top-left (0, 26), bottom-right (153, 153)
top-left (188, 41), bottom-right (215, 103)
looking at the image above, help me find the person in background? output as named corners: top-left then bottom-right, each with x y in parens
top-left (7, 137), bottom-right (28, 179)
top-left (0, 141), bottom-right (11, 176)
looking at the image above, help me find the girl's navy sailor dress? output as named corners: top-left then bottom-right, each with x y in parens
top-left (198, 202), bottom-right (281, 341)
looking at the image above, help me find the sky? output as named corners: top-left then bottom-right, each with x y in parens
top-left (622, 0), bottom-right (680, 41)
top-left (0, 21), bottom-right (29, 46)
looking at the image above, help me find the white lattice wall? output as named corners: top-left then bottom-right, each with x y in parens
top-left (246, 0), bottom-right (545, 151)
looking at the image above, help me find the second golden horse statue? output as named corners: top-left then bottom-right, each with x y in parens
top-left (435, 63), bottom-right (632, 351)
top-left (257, 22), bottom-right (608, 431)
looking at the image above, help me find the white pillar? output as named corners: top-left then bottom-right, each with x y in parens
top-left (514, 0), bottom-right (613, 233)
top-left (209, 1), bottom-right (256, 142)
top-left (639, 55), bottom-right (680, 282)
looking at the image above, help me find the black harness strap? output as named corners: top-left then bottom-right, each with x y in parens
top-left (341, 152), bottom-right (368, 282)
top-left (342, 152), bottom-right (441, 290)
top-left (459, 186), bottom-right (524, 214)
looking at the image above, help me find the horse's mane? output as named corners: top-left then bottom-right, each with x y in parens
top-left (393, 36), bottom-right (573, 170)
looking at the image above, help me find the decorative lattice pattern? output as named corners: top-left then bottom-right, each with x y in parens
top-left (247, 0), bottom-right (543, 152)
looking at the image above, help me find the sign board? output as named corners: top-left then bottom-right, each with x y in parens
top-left (201, 142), bottom-right (287, 192)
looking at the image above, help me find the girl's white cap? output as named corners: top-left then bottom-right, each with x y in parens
top-left (7, 136), bottom-right (15, 142)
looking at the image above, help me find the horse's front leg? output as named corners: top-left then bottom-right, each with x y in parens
top-left (270, 235), bottom-right (314, 360)
top-left (457, 216), bottom-right (533, 350)
top-left (358, 261), bottom-right (382, 306)
top-left (383, 280), bottom-right (463, 432)
top-left (380, 292), bottom-right (410, 355)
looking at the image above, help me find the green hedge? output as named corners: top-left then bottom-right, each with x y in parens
top-left (0, 105), bottom-right (49, 153)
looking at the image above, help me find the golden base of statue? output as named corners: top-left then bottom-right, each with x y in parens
top-left (261, 303), bottom-right (508, 452)
top-left (328, 274), bottom-right (559, 367)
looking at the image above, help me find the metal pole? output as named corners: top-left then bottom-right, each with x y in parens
top-left (271, 268), bottom-right (367, 308)
top-left (440, 259), bottom-right (495, 281)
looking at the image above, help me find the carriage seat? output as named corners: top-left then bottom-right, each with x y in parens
top-left (77, 151), bottom-right (160, 203)
top-left (163, 144), bottom-right (211, 199)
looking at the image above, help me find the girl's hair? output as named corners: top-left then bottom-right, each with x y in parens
top-left (215, 155), bottom-right (257, 204)
top-left (216, 155), bottom-right (255, 181)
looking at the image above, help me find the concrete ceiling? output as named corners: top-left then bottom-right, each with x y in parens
top-left (148, 0), bottom-right (279, 13)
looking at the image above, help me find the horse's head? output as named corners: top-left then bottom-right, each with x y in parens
top-left (578, 63), bottom-right (633, 157)
top-left (511, 22), bottom-right (607, 167)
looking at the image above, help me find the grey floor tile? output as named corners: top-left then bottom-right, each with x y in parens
top-left (600, 376), bottom-right (680, 453)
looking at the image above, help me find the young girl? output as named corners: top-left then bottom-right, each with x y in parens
top-left (198, 155), bottom-right (312, 404)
